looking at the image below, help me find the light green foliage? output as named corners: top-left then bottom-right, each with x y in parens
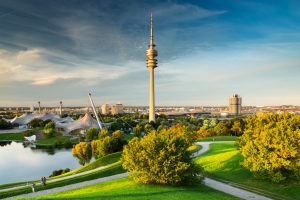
top-left (212, 121), bottom-right (230, 136)
top-left (112, 130), bottom-right (123, 138)
top-left (98, 129), bottom-right (109, 139)
top-left (91, 135), bottom-right (127, 159)
top-left (122, 125), bottom-right (203, 185)
top-left (144, 123), bottom-right (154, 134)
top-left (43, 121), bottom-right (55, 138)
top-left (133, 124), bottom-right (142, 137)
top-left (85, 127), bottom-right (98, 140)
top-left (195, 142), bottom-right (300, 199)
top-left (240, 113), bottom-right (300, 182)
top-left (72, 142), bottom-right (92, 165)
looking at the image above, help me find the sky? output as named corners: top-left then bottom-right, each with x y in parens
top-left (0, 0), bottom-right (299, 107)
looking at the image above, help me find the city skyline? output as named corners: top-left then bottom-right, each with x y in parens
top-left (0, 0), bottom-right (299, 106)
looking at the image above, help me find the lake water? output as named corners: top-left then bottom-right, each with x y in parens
top-left (0, 141), bottom-right (81, 184)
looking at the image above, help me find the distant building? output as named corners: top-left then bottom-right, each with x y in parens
top-left (111, 104), bottom-right (124, 115)
top-left (229, 94), bottom-right (242, 115)
top-left (101, 104), bottom-right (110, 115)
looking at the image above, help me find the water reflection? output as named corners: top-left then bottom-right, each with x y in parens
top-left (0, 141), bottom-right (81, 184)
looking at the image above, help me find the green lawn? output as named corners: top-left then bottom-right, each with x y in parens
top-left (194, 142), bottom-right (300, 200)
top-left (197, 136), bottom-right (238, 142)
top-left (0, 132), bottom-right (24, 141)
top-left (58, 152), bottom-right (122, 177)
top-left (0, 162), bottom-right (125, 199)
top-left (35, 135), bottom-right (77, 147)
top-left (24, 177), bottom-right (240, 200)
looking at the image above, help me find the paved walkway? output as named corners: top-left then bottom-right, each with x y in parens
top-left (4, 141), bottom-right (272, 200)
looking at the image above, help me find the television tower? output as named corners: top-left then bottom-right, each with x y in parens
top-left (146, 13), bottom-right (158, 123)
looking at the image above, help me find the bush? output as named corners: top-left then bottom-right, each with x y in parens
top-left (49, 168), bottom-right (71, 177)
top-left (122, 125), bottom-right (203, 185)
top-left (0, 119), bottom-right (13, 129)
top-left (72, 142), bottom-right (92, 165)
top-left (28, 118), bottom-right (44, 128)
top-left (240, 113), bottom-right (300, 182)
top-left (85, 127), bottom-right (98, 140)
top-left (98, 129), bottom-right (109, 139)
top-left (91, 135), bottom-right (127, 159)
top-left (43, 122), bottom-right (55, 138)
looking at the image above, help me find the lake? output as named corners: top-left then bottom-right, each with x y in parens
top-left (0, 141), bottom-right (81, 184)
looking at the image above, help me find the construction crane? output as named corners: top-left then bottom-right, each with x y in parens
top-left (88, 93), bottom-right (103, 130)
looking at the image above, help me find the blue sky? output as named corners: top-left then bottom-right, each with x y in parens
top-left (0, 0), bottom-right (299, 106)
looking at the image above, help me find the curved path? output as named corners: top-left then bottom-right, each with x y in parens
top-left (4, 141), bottom-right (272, 200)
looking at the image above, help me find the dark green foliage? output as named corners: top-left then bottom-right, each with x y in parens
top-left (49, 168), bottom-right (70, 177)
top-left (28, 118), bottom-right (44, 128)
top-left (122, 124), bottom-right (203, 185)
top-left (0, 119), bottom-right (13, 129)
top-left (85, 127), bottom-right (98, 140)
top-left (91, 135), bottom-right (127, 159)
top-left (240, 113), bottom-right (300, 182)
top-left (133, 124), bottom-right (142, 137)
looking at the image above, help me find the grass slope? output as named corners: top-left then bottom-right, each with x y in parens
top-left (58, 152), bottom-right (122, 177)
top-left (25, 177), bottom-right (240, 200)
top-left (0, 162), bottom-right (125, 199)
top-left (0, 132), bottom-right (24, 140)
top-left (197, 136), bottom-right (238, 142)
top-left (195, 142), bottom-right (300, 200)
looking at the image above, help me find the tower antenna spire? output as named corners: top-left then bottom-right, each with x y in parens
top-left (150, 12), bottom-right (153, 47)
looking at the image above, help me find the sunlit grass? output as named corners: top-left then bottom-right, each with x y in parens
top-left (25, 177), bottom-right (240, 200)
top-left (195, 142), bottom-right (300, 199)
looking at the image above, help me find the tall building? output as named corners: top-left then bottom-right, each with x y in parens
top-left (146, 13), bottom-right (158, 123)
top-left (101, 104), bottom-right (110, 115)
top-left (111, 104), bottom-right (124, 115)
top-left (229, 94), bottom-right (242, 115)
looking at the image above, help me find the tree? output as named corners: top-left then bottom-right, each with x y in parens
top-left (98, 129), bottom-right (109, 139)
top-left (43, 121), bottom-right (55, 138)
top-left (0, 119), bottom-right (13, 129)
top-left (91, 135), bottom-right (127, 159)
top-left (28, 118), bottom-right (44, 128)
top-left (72, 142), bottom-right (92, 165)
top-left (85, 127), bottom-right (98, 140)
top-left (133, 124), bottom-right (142, 137)
top-left (231, 120), bottom-right (244, 136)
top-left (240, 113), bottom-right (300, 182)
top-left (144, 123), bottom-right (154, 134)
top-left (122, 125), bottom-right (203, 185)
top-left (112, 130), bottom-right (122, 138)
top-left (212, 121), bottom-right (230, 136)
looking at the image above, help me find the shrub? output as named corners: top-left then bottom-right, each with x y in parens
top-left (122, 125), bottom-right (203, 185)
top-left (43, 122), bottom-right (55, 138)
top-left (49, 168), bottom-right (71, 177)
top-left (72, 142), bottom-right (92, 165)
top-left (28, 118), bottom-right (44, 128)
top-left (91, 135), bottom-right (127, 159)
top-left (0, 119), bottom-right (13, 129)
top-left (240, 113), bottom-right (300, 182)
top-left (85, 127), bottom-right (98, 140)
top-left (98, 129), bottom-right (109, 139)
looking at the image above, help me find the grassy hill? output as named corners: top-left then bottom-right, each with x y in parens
top-left (24, 177), bottom-right (240, 200)
top-left (194, 142), bottom-right (300, 200)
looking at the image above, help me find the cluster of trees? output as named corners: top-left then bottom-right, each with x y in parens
top-left (43, 121), bottom-right (55, 138)
top-left (197, 118), bottom-right (245, 138)
top-left (122, 124), bottom-right (202, 185)
top-left (239, 113), bottom-right (300, 182)
top-left (72, 128), bottom-right (127, 165)
top-left (0, 119), bottom-right (13, 130)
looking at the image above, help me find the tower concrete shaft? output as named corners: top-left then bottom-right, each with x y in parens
top-left (38, 101), bottom-right (41, 114)
top-left (146, 13), bottom-right (158, 123)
